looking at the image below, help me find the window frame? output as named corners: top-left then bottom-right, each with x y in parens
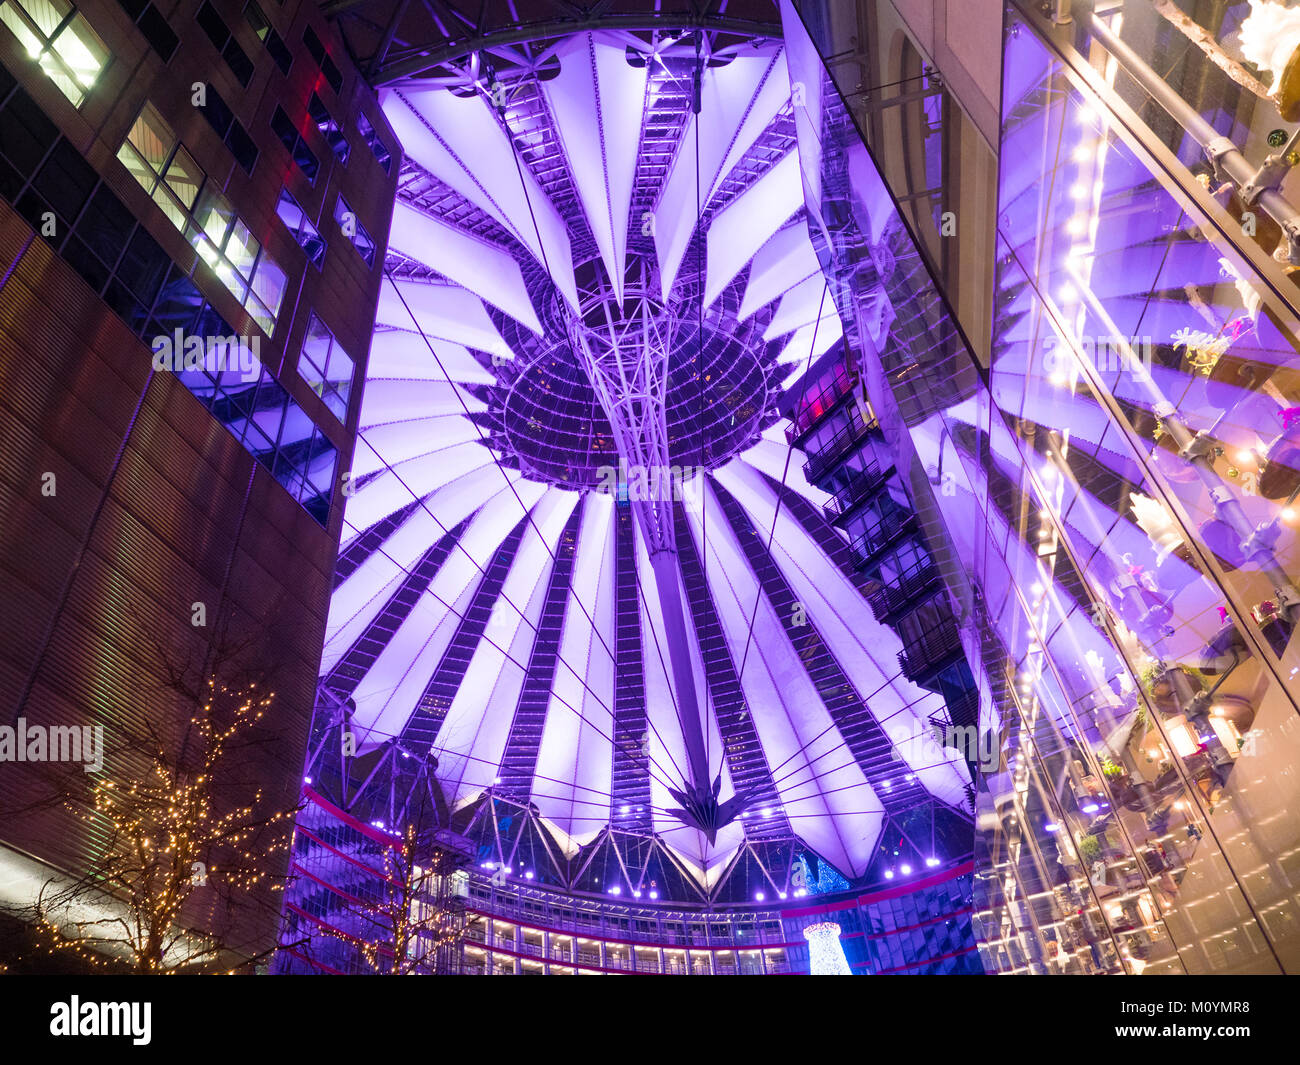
top-left (0, 0), bottom-right (108, 107)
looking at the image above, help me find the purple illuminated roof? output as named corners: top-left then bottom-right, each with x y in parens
top-left (323, 15), bottom-right (971, 892)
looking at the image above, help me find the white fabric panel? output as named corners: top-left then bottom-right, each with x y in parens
top-left (543, 32), bottom-right (646, 303)
top-left (347, 440), bottom-right (497, 527)
top-left (683, 480), bottom-right (885, 878)
top-left (366, 331), bottom-right (496, 385)
top-left (349, 553), bottom-right (485, 751)
top-left (776, 314), bottom-right (844, 366)
top-left (703, 151), bottom-right (804, 307)
top-left (326, 474), bottom-right (531, 672)
top-left (738, 220), bottom-right (821, 320)
top-left (780, 0), bottom-right (826, 236)
top-left (380, 89), bottom-right (579, 311)
top-left (531, 495), bottom-right (617, 846)
top-left (633, 518), bottom-right (742, 885)
top-left (654, 51), bottom-right (789, 300)
top-left (715, 52), bottom-right (791, 196)
top-left (351, 423), bottom-right (484, 480)
top-left (323, 516), bottom-right (433, 671)
top-left (349, 481), bottom-right (547, 748)
top-left (716, 462), bottom-right (972, 808)
top-left (763, 273), bottom-right (837, 340)
top-left (734, 433), bottom-right (832, 509)
top-left (375, 280), bottom-right (513, 360)
top-left (357, 378), bottom-right (485, 430)
top-left (387, 201), bottom-right (543, 334)
top-left (436, 489), bottom-right (581, 807)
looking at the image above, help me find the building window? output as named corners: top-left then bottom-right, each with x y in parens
top-left (118, 103), bottom-right (286, 334)
top-left (308, 93), bottom-right (348, 164)
top-left (271, 105), bottom-right (319, 182)
top-left (114, 0), bottom-right (177, 62)
top-left (356, 111), bottom-right (391, 175)
top-left (243, 0), bottom-right (290, 74)
top-left (196, 0), bottom-right (253, 86)
top-left (302, 24), bottom-right (341, 93)
top-left (195, 83), bottom-right (258, 174)
top-left (299, 313), bottom-right (354, 423)
top-left (334, 194), bottom-right (374, 267)
top-left (276, 185), bottom-right (324, 268)
top-left (0, 0), bottom-right (107, 107)
top-left (0, 87), bottom-right (332, 526)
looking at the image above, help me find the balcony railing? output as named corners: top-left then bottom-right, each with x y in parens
top-left (848, 509), bottom-right (915, 564)
top-left (865, 561), bottom-right (941, 619)
top-left (898, 621), bottom-right (964, 681)
top-left (802, 412), bottom-right (879, 484)
top-left (786, 363), bottom-right (858, 443)
top-left (822, 464), bottom-right (891, 523)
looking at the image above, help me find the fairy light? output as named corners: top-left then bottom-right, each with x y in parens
top-left (803, 922), bottom-right (852, 975)
top-left (26, 678), bottom-right (295, 973)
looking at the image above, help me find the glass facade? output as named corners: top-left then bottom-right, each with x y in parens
top-left (966, 0), bottom-right (1300, 976)
top-left (794, 0), bottom-right (1300, 974)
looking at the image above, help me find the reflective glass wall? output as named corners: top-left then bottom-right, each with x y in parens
top-left (791, 0), bottom-right (1300, 973)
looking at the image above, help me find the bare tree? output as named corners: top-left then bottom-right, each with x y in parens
top-left (11, 613), bottom-right (305, 974)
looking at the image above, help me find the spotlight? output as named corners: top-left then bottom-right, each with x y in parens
top-left (884, 869), bottom-right (895, 880)
top-left (755, 891), bottom-right (765, 902)
top-left (925, 857), bottom-right (940, 867)
top-left (901, 864), bottom-right (913, 875)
